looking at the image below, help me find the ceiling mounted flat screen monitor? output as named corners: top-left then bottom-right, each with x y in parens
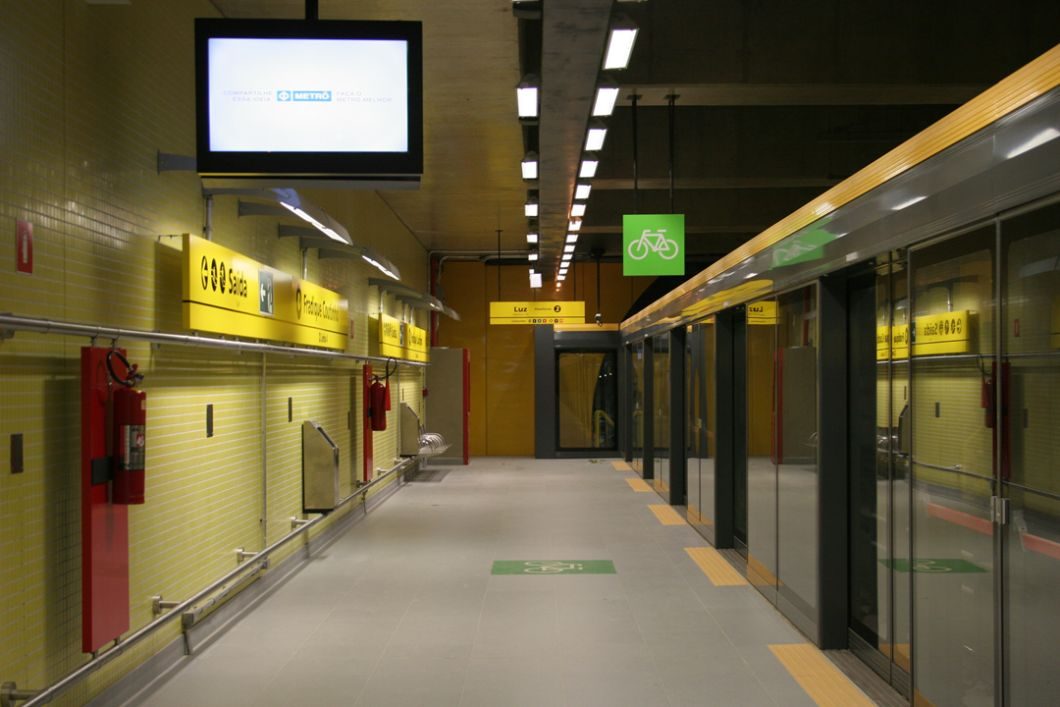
top-left (195, 19), bottom-right (422, 181)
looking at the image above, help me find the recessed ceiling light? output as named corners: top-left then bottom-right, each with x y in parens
top-left (592, 83), bottom-right (620, 117)
top-left (516, 75), bottom-right (539, 119)
top-left (575, 183), bottom-right (592, 200)
top-left (602, 17), bottom-right (638, 71)
top-left (521, 151), bottom-right (538, 180)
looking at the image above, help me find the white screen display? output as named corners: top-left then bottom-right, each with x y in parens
top-left (208, 37), bottom-right (408, 153)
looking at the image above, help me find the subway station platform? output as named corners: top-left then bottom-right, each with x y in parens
top-left (125, 459), bottom-right (889, 707)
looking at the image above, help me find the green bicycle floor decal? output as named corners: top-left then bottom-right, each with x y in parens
top-left (491, 560), bottom-right (617, 575)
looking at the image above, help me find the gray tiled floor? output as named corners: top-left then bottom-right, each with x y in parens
top-left (133, 457), bottom-right (857, 707)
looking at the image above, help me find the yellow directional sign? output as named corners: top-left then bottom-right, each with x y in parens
top-left (746, 300), bottom-right (777, 326)
top-left (490, 301), bottom-right (585, 325)
top-left (406, 323), bottom-right (429, 362)
top-left (182, 234), bottom-right (348, 350)
top-left (877, 323), bottom-right (910, 360)
top-left (377, 314), bottom-right (429, 362)
top-left (912, 310), bottom-right (973, 356)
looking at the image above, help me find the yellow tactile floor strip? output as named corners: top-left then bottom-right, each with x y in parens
top-left (648, 504), bottom-right (687, 526)
top-left (625, 477), bottom-right (652, 493)
top-left (769, 644), bottom-right (875, 707)
top-left (610, 460), bottom-right (632, 471)
top-left (685, 547), bottom-right (748, 586)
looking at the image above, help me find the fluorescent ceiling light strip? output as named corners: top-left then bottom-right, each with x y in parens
top-left (1006, 127), bottom-right (1060, 159)
top-left (525, 202), bottom-right (538, 217)
top-left (892, 195), bottom-right (926, 211)
top-left (526, 233), bottom-right (539, 244)
top-left (585, 127), bottom-right (607, 151)
top-left (528, 253), bottom-right (538, 261)
top-left (564, 245), bottom-right (575, 253)
top-left (603, 27), bottom-right (638, 71)
top-left (575, 183), bottom-right (592, 200)
top-left (579, 159), bottom-right (599, 178)
top-left (570, 203), bottom-right (586, 217)
top-left (562, 253), bottom-right (573, 262)
top-left (566, 233), bottom-right (578, 244)
top-left (592, 86), bottom-right (620, 117)
top-left (521, 159), bottom-right (538, 180)
top-left (568, 219), bottom-right (582, 231)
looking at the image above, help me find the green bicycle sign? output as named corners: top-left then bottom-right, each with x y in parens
top-left (623, 214), bottom-right (685, 275)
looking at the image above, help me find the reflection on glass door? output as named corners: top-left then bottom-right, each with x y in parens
top-left (848, 255), bottom-right (911, 695)
top-left (653, 334), bottom-right (671, 496)
top-left (1001, 202), bottom-right (1060, 707)
top-left (746, 298), bottom-right (778, 599)
top-left (557, 351), bottom-right (617, 451)
top-left (686, 326), bottom-right (700, 526)
top-left (910, 226), bottom-right (997, 707)
top-left (776, 287), bottom-right (819, 633)
top-left (632, 341), bottom-right (645, 474)
top-left (686, 320), bottom-right (717, 540)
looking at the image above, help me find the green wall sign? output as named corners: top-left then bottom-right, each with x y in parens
top-left (623, 214), bottom-right (685, 276)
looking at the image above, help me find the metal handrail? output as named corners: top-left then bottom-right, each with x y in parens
top-left (8, 458), bottom-right (415, 707)
top-left (0, 313), bottom-right (428, 368)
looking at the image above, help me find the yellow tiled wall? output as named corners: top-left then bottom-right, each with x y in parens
top-left (0, 2), bottom-right (428, 702)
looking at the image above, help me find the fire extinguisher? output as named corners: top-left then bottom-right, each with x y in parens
top-left (369, 377), bottom-right (388, 431)
top-left (108, 350), bottom-right (146, 505)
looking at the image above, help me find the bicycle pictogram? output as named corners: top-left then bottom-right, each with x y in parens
top-left (521, 561), bottom-right (584, 574)
top-left (627, 229), bottom-right (679, 261)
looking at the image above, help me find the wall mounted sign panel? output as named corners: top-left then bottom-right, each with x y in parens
top-left (490, 301), bottom-right (585, 325)
top-left (623, 214), bottom-right (685, 276)
top-left (182, 234), bottom-right (348, 350)
top-left (911, 310), bottom-right (973, 356)
top-left (195, 19), bottom-right (423, 179)
top-left (746, 300), bottom-right (778, 326)
top-left (406, 323), bottom-right (429, 362)
top-left (877, 324), bottom-right (911, 360)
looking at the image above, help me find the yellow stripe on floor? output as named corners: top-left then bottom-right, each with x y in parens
top-left (648, 504), bottom-right (687, 526)
top-left (769, 644), bottom-right (875, 707)
top-left (626, 477), bottom-right (652, 493)
top-left (611, 460), bottom-right (632, 471)
top-left (685, 547), bottom-right (748, 586)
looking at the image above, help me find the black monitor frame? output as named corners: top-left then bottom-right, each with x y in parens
top-left (195, 18), bottom-right (423, 178)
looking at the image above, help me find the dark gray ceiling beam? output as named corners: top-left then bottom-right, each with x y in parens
top-left (621, 83), bottom-right (986, 107)
top-left (592, 177), bottom-right (841, 190)
top-left (538, 0), bottom-right (613, 268)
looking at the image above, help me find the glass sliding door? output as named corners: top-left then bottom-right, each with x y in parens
top-left (1000, 202), bottom-right (1060, 707)
top-left (848, 256), bottom-right (912, 694)
top-left (686, 319), bottom-right (717, 540)
top-left (746, 298), bottom-right (778, 598)
top-left (686, 325), bottom-right (701, 526)
top-left (653, 333), bottom-right (671, 497)
top-left (776, 286), bottom-right (819, 635)
top-left (557, 351), bottom-right (617, 451)
top-left (909, 226), bottom-right (997, 707)
top-left (632, 340), bottom-right (645, 475)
